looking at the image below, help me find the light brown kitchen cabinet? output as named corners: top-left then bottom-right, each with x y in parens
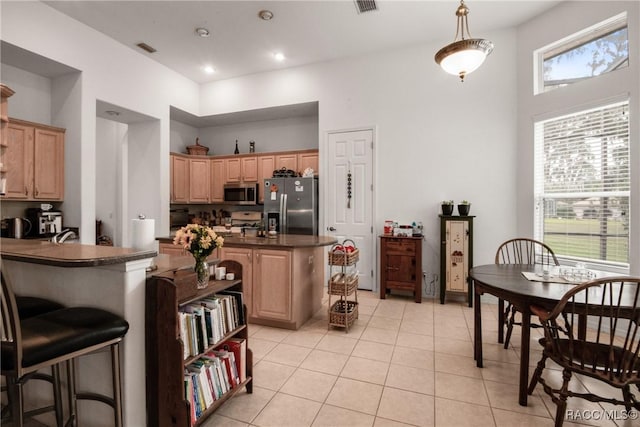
top-left (158, 242), bottom-right (185, 256)
top-left (297, 151), bottom-right (319, 176)
top-left (241, 156), bottom-right (258, 182)
top-left (2, 118), bottom-right (64, 201)
top-left (253, 249), bottom-right (292, 322)
top-left (218, 246), bottom-right (253, 319)
top-left (0, 85), bottom-right (15, 196)
top-left (210, 159), bottom-right (225, 203)
top-left (219, 245), bottom-right (323, 329)
top-left (275, 153), bottom-right (297, 172)
top-left (170, 154), bottom-right (189, 203)
top-left (257, 155), bottom-right (275, 203)
top-left (188, 157), bottom-right (210, 203)
top-left (225, 156), bottom-right (257, 183)
top-left (225, 158), bottom-right (241, 182)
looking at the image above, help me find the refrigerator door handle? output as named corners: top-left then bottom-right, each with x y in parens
top-left (282, 193), bottom-right (288, 232)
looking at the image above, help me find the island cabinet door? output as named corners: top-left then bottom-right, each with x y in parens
top-left (219, 246), bottom-right (253, 318)
top-left (253, 249), bottom-right (292, 321)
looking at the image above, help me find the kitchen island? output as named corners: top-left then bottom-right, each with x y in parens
top-left (0, 237), bottom-right (155, 427)
top-left (158, 234), bottom-right (337, 329)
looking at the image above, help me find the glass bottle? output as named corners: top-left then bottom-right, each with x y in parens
top-left (234, 139), bottom-right (239, 154)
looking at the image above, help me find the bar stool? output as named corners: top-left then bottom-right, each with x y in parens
top-left (1, 268), bottom-right (129, 427)
top-left (1, 295), bottom-right (66, 424)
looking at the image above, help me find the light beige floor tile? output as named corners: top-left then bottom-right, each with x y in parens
top-left (325, 377), bottom-right (384, 415)
top-left (252, 392), bottom-right (321, 427)
top-left (248, 337), bottom-right (279, 360)
top-left (396, 332), bottom-right (434, 351)
top-left (433, 352), bottom-right (481, 379)
top-left (391, 346), bottom-right (434, 370)
top-left (251, 326), bottom-right (292, 342)
top-left (352, 340), bottom-right (395, 363)
top-left (263, 342), bottom-right (312, 367)
top-left (281, 330), bottom-right (326, 348)
top-left (311, 404), bottom-right (375, 427)
top-left (341, 356), bottom-right (390, 385)
top-left (360, 303), bottom-right (379, 316)
top-left (402, 311), bottom-right (434, 324)
top-left (368, 316), bottom-right (401, 330)
top-left (434, 397), bottom-right (495, 427)
top-left (434, 371), bottom-right (489, 406)
top-left (483, 379), bottom-right (550, 417)
top-left (300, 349), bottom-right (349, 375)
top-left (327, 320), bottom-right (366, 338)
top-left (216, 386), bottom-right (275, 423)
top-left (433, 336), bottom-right (474, 358)
top-left (300, 318), bottom-right (332, 333)
top-left (316, 334), bottom-right (358, 355)
top-left (478, 359), bottom-right (520, 385)
top-left (492, 408), bottom-right (553, 427)
top-left (373, 417), bottom-right (416, 427)
top-left (480, 342), bottom-right (524, 365)
top-left (432, 324), bottom-right (471, 341)
top-left (376, 387), bottom-right (435, 427)
top-left (252, 360), bottom-right (296, 391)
top-left (361, 326), bottom-right (399, 345)
top-left (280, 368), bottom-right (338, 402)
top-left (373, 303), bottom-right (405, 320)
top-left (399, 319), bottom-right (434, 336)
top-left (385, 363), bottom-right (434, 395)
top-left (199, 413), bottom-right (250, 427)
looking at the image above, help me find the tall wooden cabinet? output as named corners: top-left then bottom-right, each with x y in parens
top-left (0, 84), bottom-right (15, 196)
top-left (439, 215), bottom-right (474, 306)
top-left (146, 260), bottom-right (253, 427)
top-left (2, 118), bottom-right (64, 201)
top-left (379, 236), bottom-right (423, 303)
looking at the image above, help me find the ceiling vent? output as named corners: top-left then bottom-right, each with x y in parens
top-left (136, 42), bottom-right (157, 53)
top-left (354, 0), bottom-right (377, 14)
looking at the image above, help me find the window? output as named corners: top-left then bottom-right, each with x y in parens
top-left (535, 13), bottom-right (628, 94)
top-left (534, 100), bottom-right (630, 269)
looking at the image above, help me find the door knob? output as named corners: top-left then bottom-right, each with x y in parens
top-left (327, 226), bottom-right (336, 231)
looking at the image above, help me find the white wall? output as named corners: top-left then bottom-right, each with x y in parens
top-left (170, 119), bottom-right (199, 153)
top-left (0, 63), bottom-right (52, 124)
top-left (1, 1), bottom-right (200, 243)
top-left (198, 29), bottom-right (519, 280)
top-left (517, 1), bottom-right (640, 274)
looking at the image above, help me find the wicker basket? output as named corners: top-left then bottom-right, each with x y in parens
top-left (328, 248), bottom-right (359, 266)
top-left (186, 138), bottom-right (209, 155)
top-left (329, 300), bottom-right (358, 327)
top-left (328, 274), bottom-right (359, 296)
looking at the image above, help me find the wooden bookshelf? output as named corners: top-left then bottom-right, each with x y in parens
top-left (146, 260), bottom-right (253, 427)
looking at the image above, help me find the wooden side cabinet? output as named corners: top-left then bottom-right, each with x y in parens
top-left (379, 236), bottom-right (422, 303)
top-left (439, 215), bottom-right (474, 306)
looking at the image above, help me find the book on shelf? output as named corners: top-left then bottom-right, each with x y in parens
top-left (217, 338), bottom-right (246, 383)
top-left (218, 290), bottom-right (245, 326)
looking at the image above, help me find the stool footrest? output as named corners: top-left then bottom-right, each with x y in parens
top-left (75, 391), bottom-right (116, 408)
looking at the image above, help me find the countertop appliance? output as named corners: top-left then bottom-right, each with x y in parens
top-left (263, 177), bottom-right (318, 235)
top-left (223, 182), bottom-right (259, 205)
top-left (210, 211), bottom-right (262, 235)
top-left (1, 217), bottom-right (32, 239)
top-left (25, 208), bottom-right (62, 238)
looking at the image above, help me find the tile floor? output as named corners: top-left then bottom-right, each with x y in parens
top-left (203, 291), bottom-right (638, 427)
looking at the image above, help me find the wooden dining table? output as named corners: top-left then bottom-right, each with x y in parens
top-left (470, 263), bottom-right (588, 406)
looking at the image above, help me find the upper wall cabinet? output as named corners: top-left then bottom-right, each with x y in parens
top-left (2, 118), bottom-right (64, 201)
top-left (297, 151), bottom-right (319, 176)
top-left (170, 154), bottom-right (189, 203)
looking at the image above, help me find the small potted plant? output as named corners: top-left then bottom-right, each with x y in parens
top-left (441, 200), bottom-right (454, 216)
top-left (457, 200), bottom-right (471, 216)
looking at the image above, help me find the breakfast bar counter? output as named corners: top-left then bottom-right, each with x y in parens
top-left (157, 233), bottom-right (337, 249)
top-left (0, 237), bottom-right (155, 427)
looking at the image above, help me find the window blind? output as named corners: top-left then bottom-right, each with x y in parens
top-left (534, 100), bottom-right (630, 267)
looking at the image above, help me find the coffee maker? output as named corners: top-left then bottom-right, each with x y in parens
top-left (25, 208), bottom-right (63, 238)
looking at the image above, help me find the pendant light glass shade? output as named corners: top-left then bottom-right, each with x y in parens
top-left (434, 1), bottom-right (494, 81)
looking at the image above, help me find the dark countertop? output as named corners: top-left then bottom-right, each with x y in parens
top-left (0, 237), bottom-right (156, 267)
top-left (157, 234), bottom-right (338, 249)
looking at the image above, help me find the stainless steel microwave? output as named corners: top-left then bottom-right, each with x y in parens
top-left (223, 183), bottom-right (259, 205)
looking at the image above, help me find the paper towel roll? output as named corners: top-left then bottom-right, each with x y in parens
top-left (131, 218), bottom-right (155, 251)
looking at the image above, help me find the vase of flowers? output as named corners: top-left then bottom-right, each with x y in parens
top-left (173, 224), bottom-right (224, 289)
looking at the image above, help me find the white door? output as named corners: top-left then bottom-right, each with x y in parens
top-left (326, 129), bottom-right (374, 290)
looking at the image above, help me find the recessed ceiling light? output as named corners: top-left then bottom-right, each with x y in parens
top-left (195, 27), bottom-right (210, 37)
top-left (258, 10), bottom-right (274, 20)
top-left (273, 52), bottom-right (285, 62)
top-left (204, 66), bottom-right (215, 74)
top-left (105, 110), bottom-right (120, 116)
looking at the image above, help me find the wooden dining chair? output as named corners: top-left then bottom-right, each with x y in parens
top-left (495, 238), bottom-right (560, 349)
top-left (527, 277), bottom-right (640, 427)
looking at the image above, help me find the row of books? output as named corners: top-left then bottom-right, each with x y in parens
top-left (179, 291), bottom-right (244, 359)
top-left (185, 338), bottom-right (247, 425)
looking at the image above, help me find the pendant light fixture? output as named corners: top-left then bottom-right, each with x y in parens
top-left (434, 0), bottom-right (494, 82)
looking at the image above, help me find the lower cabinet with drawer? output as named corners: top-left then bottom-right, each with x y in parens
top-left (379, 235), bottom-right (423, 303)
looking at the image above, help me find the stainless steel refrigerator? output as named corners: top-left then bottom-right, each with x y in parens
top-left (263, 177), bottom-right (318, 235)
